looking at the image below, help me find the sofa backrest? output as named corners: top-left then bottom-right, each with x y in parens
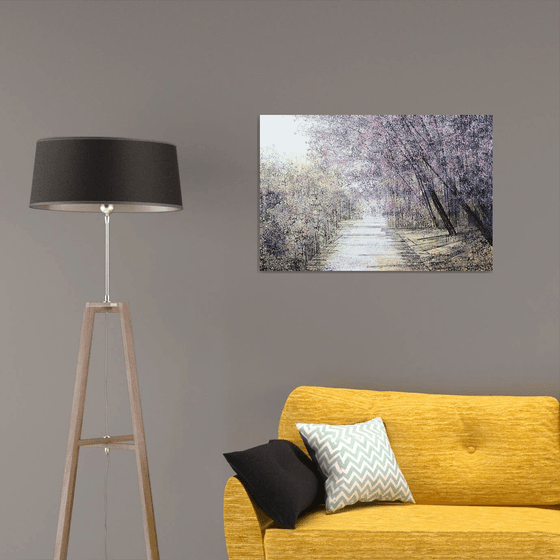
top-left (278, 386), bottom-right (560, 506)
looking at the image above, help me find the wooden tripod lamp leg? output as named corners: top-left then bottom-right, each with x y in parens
top-left (54, 305), bottom-right (96, 560)
top-left (53, 302), bottom-right (160, 560)
top-left (119, 302), bottom-right (160, 560)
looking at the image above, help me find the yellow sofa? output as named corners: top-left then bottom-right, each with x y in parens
top-left (223, 386), bottom-right (560, 560)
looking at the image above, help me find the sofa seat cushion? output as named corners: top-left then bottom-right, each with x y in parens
top-left (264, 503), bottom-right (560, 560)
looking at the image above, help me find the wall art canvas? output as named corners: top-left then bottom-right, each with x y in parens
top-left (260, 115), bottom-right (493, 271)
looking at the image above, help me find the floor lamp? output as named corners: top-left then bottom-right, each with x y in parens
top-left (30, 137), bottom-right (183, 560)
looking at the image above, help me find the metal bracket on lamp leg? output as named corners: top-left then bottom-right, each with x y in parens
top-left (53, 302), bottom-right (160, 560)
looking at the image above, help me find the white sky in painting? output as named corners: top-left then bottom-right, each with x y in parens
top-left (260, 115), bottom-right (310, 162)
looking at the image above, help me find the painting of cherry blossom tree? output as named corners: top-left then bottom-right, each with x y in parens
top-left (260, 115), bottom-right (493, 271)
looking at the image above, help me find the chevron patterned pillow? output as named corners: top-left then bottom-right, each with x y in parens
top-left (296, 418), bottom-right (414, 513)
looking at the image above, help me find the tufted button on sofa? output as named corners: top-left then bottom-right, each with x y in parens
top-left (224, 386), bottom-right (560, 560)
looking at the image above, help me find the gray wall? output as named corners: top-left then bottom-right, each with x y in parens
top-left (0, 1), bottom-right (558, 559)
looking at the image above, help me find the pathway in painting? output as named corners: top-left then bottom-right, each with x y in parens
top-left (308, 216), bottom-right (428, 271)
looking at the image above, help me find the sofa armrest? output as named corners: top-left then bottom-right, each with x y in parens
top-left (224, 475), bottom-right (274, 560)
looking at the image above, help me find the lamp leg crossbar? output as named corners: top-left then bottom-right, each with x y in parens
top-left (54, 302), bottom-right (159, 560)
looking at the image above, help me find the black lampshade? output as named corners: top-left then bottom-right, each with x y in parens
top-left (30, 137), bottom-right (182, 212)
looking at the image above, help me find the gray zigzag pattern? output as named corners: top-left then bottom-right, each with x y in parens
top-left (297, 418), bottom-right (414, 513)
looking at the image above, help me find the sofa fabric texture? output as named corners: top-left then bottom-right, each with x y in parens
top-left (296, 418), bottom-right (414, 513)
top-left (224, 476), bottom-right (272, 560)
top-left (264, 503), bottom-right (560, 560)
top-left (223, 439), bottom-right (323, 528)
top-left (280, 386), bottom-right (560, 505)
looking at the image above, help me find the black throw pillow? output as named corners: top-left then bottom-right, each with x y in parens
top-left (224, 439), bottom-right (324, 529)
